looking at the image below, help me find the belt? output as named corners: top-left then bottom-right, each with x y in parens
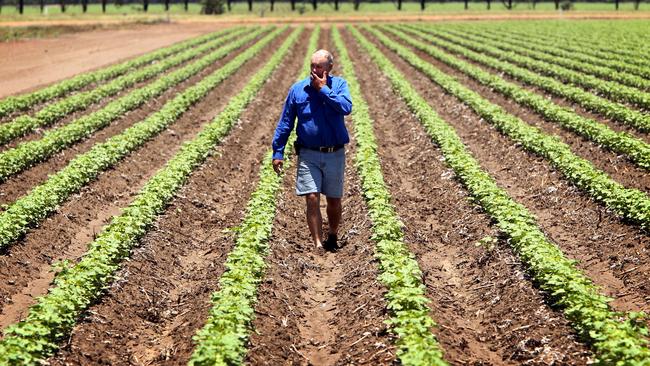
top-left (302, 144), bottom-right (344, 153)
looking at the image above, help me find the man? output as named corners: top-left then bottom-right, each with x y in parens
top-left (271, 49), bottom-right (352, 251)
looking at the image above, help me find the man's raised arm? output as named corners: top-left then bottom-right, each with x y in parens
top-left (319, 78), bottom-right (352, 115)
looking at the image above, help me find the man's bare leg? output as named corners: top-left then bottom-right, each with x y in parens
top-left (326, 197), bottom-right (342, 236)
top-left (305, 193), bottom-right (323, 247)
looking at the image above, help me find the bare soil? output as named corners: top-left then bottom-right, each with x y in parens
top-left (0, 30), bottom-right (287, 329)
top-left (359, 28), bottom-right (650, 318)
top-left (2, 11), bottom-right (649, 31)
top-left (0, 22), bottom-right (225, 98)
top-left (0, 22), bottom-right (162, 42)
top-left (173, 12), bottom-right (650, 26)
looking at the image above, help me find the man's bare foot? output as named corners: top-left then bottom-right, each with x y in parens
top-left (314, 243), bottom-right (326, 255)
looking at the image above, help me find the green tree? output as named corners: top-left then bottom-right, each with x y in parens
top-left (202, 0), bottom-right (225, 14)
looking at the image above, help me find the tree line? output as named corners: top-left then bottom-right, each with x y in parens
top-left (2, 0), bottom-right (646, 14)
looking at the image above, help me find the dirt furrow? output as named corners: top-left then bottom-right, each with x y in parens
top-left (540, 86), bottom-right (650, 145)
top-left (0, 32), bottom-right (266, 207)
top-left (246, 29), bottom-right (395, 365)
top-left (0, 80), bottom-right (148, 152)
top-left (0, 44), bottom-right (217, 152)
top-left (0, 84), bottom-right (108, 126)
top-left (246, 134), bottom-right (395, 366)
top-left (46, 29), bottom-right (306, 366)
top-left (0, 30), bottom-right (290, 327)
top-left (346, 28), bottom-right (592, 365)
top-left (383, 30), bottom-right (650, 194)
top-left (360, 28), bottom-right (650, 317)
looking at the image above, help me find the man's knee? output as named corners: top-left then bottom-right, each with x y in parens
top-left (305, 192), bottom-right (320, 204)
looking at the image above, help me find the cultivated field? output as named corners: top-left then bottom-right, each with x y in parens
top-left (0, 19), bottom-right (649, 365)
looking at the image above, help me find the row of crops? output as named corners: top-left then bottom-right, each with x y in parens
top-left (0, 19), bottom-right (648, 365)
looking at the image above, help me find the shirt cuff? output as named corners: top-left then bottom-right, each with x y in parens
top-left (272, 151), bottom-right (284, 160)
top-left (318, 84), bottom-right (332, 96)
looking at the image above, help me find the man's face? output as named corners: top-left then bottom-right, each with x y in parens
top-left (310, 55), bottom-right (331, 79)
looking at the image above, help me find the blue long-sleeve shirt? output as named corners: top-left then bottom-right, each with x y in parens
top-left (272, 75), bottom-right (352, 160)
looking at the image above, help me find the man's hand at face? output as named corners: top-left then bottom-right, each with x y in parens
top-left (272, 159), bottom-right (284, 176)
top-left (310, 70), bottom-right (328, 91)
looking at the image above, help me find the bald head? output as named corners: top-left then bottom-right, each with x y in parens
top-left (310, 49), bottom-right (333, 78)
